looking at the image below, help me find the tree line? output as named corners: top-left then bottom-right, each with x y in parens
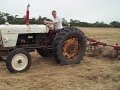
top-left (0, 12), bottom-right (120, 28)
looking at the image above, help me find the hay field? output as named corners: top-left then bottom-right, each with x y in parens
top-left (0, 28), bottom-right (120, 90)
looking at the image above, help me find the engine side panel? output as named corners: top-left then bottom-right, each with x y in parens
top-left (2, 33), bottom-right (18, 47)
top-left (16, 33), bottom-right (49, 47)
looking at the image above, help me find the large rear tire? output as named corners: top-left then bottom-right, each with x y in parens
top-left (6, 48), bottom-right (31, 73)
top-left (53, 27), bottom-right (86, 64)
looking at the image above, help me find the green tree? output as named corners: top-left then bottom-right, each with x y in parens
top-left (7, 15), bottom-right (14, 21)
top-left (110, 21), bottom-right (120, 28)
top-left (62, 18), bottom-right (68, 26)
top-left (30, 18), bottom-right (36, 24)
top-left (93, 21), bottom-right (109, 27)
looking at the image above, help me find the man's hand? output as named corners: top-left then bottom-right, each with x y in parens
top-left (44, 20), bottom-right (55, 25)
top-left (44, 20), bottom-right (55, 30)
top-left (44, 20), bottom-right (49, 24)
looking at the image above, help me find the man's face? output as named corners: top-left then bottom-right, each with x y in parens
top-left (52, 12), bottom-right (57, 18)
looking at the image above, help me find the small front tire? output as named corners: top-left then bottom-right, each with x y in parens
top-left (6, 48), bottom-right (31, 73)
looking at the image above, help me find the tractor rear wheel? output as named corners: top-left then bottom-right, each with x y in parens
top-left (53, 27), bottom-right (86, 64)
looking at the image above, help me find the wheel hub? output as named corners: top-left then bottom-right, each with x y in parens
top-left (63, 37), bottom-right (81, 59)
top-left (11, 53), bottom-right (28, 71)
top-left (17, 59), bottom-right (22, 64)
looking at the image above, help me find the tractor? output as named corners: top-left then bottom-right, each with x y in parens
top-left (0, 4), bottom-right (86, 73)
top-left (0, 24), bottom-right (86, 73)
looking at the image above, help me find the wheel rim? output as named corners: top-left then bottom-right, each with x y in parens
top-left (11, 53), bottom-right (28, 71)
top-left (63, 37), bottom-right (81, 59)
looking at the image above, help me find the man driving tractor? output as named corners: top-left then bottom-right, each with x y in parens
top-left (44, 10), bottom-right (63, 30)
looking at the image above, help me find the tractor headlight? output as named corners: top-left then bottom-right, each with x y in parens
top-left (3, 37), bottom-right (8, 43)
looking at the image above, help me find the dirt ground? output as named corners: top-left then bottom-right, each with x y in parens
top-left (0, 28), bottom-right (120, 90)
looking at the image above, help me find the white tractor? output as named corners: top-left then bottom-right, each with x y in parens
top-left (0, 23), bottom-right (86, 73)
top-left (0, 5), bottom-right (86, 73)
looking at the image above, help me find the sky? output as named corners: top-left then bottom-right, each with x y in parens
top-left (0, 0), bottom-right (120, 23)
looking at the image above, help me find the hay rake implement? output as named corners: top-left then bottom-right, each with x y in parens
top-left (86, 37), bottom-right (120, 60)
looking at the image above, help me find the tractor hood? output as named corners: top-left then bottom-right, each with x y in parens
top-left (0, 24), bottom-right (49, 47)
top-left (0, 24), bottom-right (49, 34)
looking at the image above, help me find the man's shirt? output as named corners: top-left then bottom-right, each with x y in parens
top-left (53, 16), bottom-right (63, 30)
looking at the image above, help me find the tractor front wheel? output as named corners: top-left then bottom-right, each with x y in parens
top-left (6, 48), bottom-right (31, 73)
